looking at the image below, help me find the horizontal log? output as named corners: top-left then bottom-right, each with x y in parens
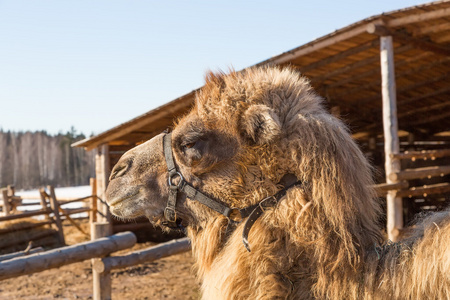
top-left (396, 182), bottom-right (450, 198)
top-left (413, 199), bottom-right (450, 207)
top-left (389, 165), bottom-right (450, 181)
top-left (17, 202), bottom-right (43, 207)
top-left (112, 222), bottom-right (152, 233)
top-left (0, 231), bottom-right (57, 250)
top-left (93, 237), bottom-right (191, 274)
top-left (61, 207), bottom-right (91, 216)
top-left (0, 247), bottom-right (44, 262)
top-left (391, 149), bottom-right (450, 160)
top-left (0, 220), bottom-right (53, 235)
top-left (59, 195), bottom-right (94, 206)
top-left (372, 181), bottom-right (409, 196)
top-left (0, 231), bottom-right (136, 280)
top-left (0, 208), bottom-right (52, 222)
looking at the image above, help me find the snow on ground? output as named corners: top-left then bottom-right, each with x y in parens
top-left (16, 185), bottom-right (92, 218)
top-left (16, 185), bottom-right (91, 200)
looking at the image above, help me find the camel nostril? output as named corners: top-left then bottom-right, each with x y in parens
top-left (110, 160), bottom-right (131, 180)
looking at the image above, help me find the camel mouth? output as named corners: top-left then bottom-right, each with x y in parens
top-left (108, 189), bottom-right (140, 207)
top-left (152, 215), bottom-right (187, 231)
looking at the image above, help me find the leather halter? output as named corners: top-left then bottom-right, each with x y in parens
top-left (162, 132), bottom-right (302, 251)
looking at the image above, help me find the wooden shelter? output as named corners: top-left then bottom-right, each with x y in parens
top-left (73, 1), bottom-right (450, 241)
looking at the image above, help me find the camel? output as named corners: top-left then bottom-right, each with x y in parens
top-left (106, 67), bottom-right (450, 299)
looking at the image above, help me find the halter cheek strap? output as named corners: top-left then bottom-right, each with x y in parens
top-left (162, 132), bottom-right (302, 251)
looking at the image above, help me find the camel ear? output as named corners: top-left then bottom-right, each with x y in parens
top-left (239, 104), bottom-right (281, 145)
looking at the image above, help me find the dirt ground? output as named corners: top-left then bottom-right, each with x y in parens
top-left (0, 220), bottom-right (200, 300)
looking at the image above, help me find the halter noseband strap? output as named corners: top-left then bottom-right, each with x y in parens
top-left (162, 132), bottom-right (302, 251)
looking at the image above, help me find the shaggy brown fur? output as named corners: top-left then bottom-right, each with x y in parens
top-left (106, 67), bottom-right (450, 299)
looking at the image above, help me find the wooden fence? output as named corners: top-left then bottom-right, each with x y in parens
top-left (372, 148), bottom-right (450, 198)
top-left (372, 148), bottom-right (450, 241)
top-left (0, 179), bottom-right (98, 250)
top-left (0, 223), bottom-right (191, 300)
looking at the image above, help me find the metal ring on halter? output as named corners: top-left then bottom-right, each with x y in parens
top-left (168, 172), bottom-right (184, 189)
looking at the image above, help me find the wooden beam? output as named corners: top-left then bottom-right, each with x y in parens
top-left (93, 238), bottom-right (191, 274)
top-left (380, 35), bottom-right (403, 242)
top-left (367, 24), bottom-right (450, 56)
top-left (373, 181), bottom-right (409, 197)
top-left (389, 165), bottom-right (450, 181)
top-left (397, 85), bottom-right (450, 107)
top-left (325, 52), bottom-right (431, 90)
top-left (392, 149), bottom-right (450, 160)
top-left (256, 23), bottom-right (373, 67)
top-left (395, 33), bottom-right (450, 57)
top-left (357, 71), bottom-right (450, 106)
top-left (434, 33), bottom-right (450, 44)
top-left (0, 247), bottom-right (44, 262)
top-left (367, 24), bottom-right (391, 36)
top-left (73, 92), bottom-right (195, 151)
top-left (0, 232), bottom-right (136, 281)
top-left (398, 95), bottom-right (450, 119)
top-left (396, 182), bottom-right (450, 198)
top-left (0, 220), bottom-right (53, 235)
top-left (0, 208), bottom-right (52, 222)
top-left (333, 57), bottom-right (450, 99)
top-left (387, 7), bottom-right (450, 28)
top-left (39, 188), bottom-right (51, 224)
top-left (48, 186), bottom-right (65, 245)
top-left (312, 44), bottom-right (412, 84)
top-left (0, 231), bottom-right (56, 251)
top-left (413, 22), bottom-right (450, 36)
top-left (351, 82), bottom-right (450, 130)
top-left (408, 109), bottom-right (450, 126)
top-left (257, 7), bottom-right (450, 67)
top-left (59, 207), bottom-right (89, 236)
top-left (299, 39), bottom-right (379, 73)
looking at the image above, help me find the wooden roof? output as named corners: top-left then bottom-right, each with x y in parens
top-left (74, 1), bottom-right (450, 151)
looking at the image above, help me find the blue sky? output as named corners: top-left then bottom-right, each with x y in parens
top-left (0, 0), bottom-right (426, 136)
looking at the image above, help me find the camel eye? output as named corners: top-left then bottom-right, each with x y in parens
top-left (184, 142), bottom-right (196, 149)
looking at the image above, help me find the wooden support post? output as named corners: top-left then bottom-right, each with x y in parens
top-left (95, 144), bottom-right (112, 234)
top-left (90, 178), bottom-right (98, 224)
top-left (48, 186), bottom-right (65, 245)
top-left (380, 35), bottom-right (403, 242)
top-left (91, 222), bottom-right (112, 300)
top-left (7, 185), bottom-right (15, 197)
top-left (39, 188), bottom-right (51, 225)
top-left (1, 189), bottom-right (11, 216)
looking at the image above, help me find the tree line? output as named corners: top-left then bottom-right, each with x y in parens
top-left (0, 128), bottom-right (95, 190)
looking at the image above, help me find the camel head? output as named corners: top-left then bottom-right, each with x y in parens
top-left (106, 67), bottom-right (382, 258)
top-left (106, 68), bottom-right (289, 228)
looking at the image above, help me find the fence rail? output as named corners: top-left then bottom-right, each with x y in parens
top-left (1, 182), bottom-right (98, 250)
top-left (0, 231), bottom-right (136, 281)
top-left (0, 226), bottom-right (192, 300)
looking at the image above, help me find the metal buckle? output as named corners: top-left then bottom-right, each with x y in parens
top-left (258, 196), bottom-right (277, 212)
top-left (164, 207), bottom-right (177, 223)
top-left (168, 172), bottom-right (184, 190)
